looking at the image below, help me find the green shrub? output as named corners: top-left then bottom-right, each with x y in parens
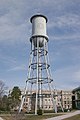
top-left (37, 109), bottom-right (43, 115)
top-left (44, 110), bottom-right (54, 113)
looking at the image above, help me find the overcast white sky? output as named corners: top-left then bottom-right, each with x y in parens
top-left (0, 0), bottom-right (80, 91)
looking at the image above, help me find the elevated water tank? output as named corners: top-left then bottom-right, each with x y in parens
top-left (30, 14), bottom-right (48, 47)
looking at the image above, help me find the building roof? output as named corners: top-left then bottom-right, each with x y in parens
top-left (72, 86), bottom-right (80, 92)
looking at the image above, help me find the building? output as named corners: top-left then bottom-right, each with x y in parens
top-left (72, 87), bottom-right (80, 109)
top-left (60, 90), bottom-right (72, 110)
top-left (22, 90), bottom-right (72, 112)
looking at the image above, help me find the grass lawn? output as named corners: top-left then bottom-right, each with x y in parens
top-left (63, 114), bottom-right (80, 120)
top-left (0, 113), bottom-right (63, 120)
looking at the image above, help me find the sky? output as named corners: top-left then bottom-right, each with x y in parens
top-left (0, 0), bottom-right (80, 92)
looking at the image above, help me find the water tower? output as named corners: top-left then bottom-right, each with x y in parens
top-left (19, 14), bottom-right (57, 115)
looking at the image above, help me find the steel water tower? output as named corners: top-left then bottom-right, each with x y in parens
top-left (19, 14), bottom-right (57, 115)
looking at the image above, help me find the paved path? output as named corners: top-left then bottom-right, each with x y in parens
top-left (0, 117), bottom-right (3, 120)
top-left (45, 110), bottom-right (80, 120)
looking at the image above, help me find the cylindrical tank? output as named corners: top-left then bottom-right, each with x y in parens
top-left (30, 14), bottom-right (48, 47)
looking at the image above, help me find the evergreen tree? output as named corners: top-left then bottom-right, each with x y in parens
top-left (10, 86), bottom-right (21, 110)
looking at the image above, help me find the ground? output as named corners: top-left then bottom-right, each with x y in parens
top-left (64, 114), bottom-right (80, 120)
top-left (0, 112), bottom-right (80, 120)
top-left (0, 113), bottom-right (63, 120)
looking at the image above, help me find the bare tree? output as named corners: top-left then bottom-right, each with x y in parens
top-left (0, 80), bottom-right (7, 98)
top-left (0, 80), bottom-right (7, 110)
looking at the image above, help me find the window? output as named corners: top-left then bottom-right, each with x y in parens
top-left (64, 101), bottom-right (66, 104)
top-left (49, 106), bottom-right (51, 108)
top-left (45, 106), bottom-right (47, 108)
top-left (68, 101), bottom-right (69, 104)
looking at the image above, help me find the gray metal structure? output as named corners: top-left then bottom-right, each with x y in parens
top-left (19, 14), bottom-right (58, 115)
